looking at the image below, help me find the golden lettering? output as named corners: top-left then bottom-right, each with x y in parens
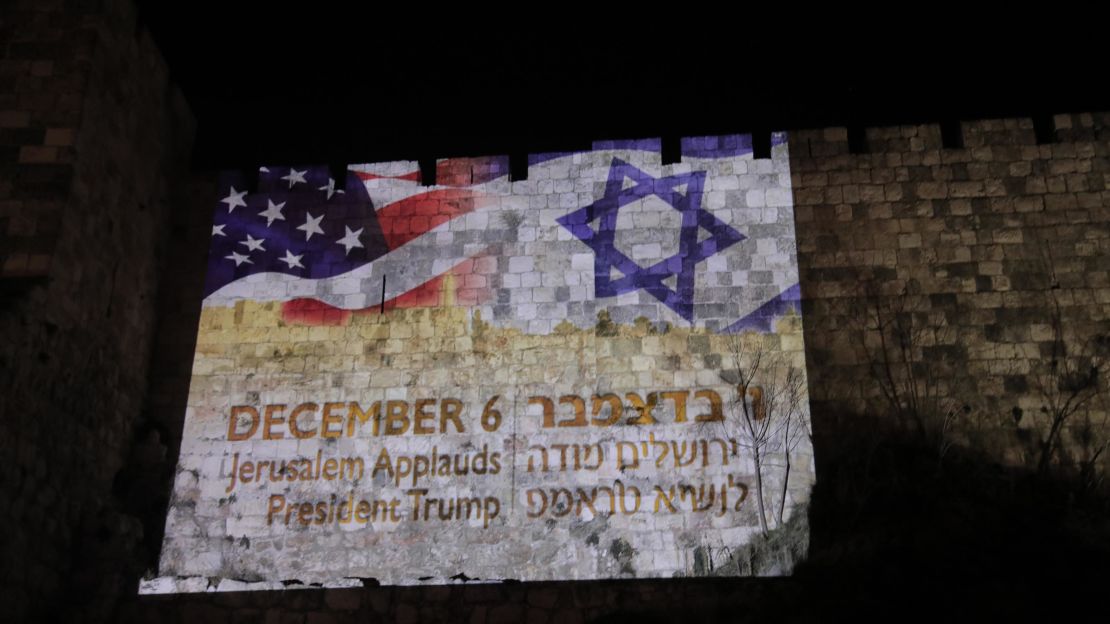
top-left (413, 399), bottom-right (436, 434)
top-left (321, 402), bottom-right (345, 438)
top-left (530, 396), bottom-right (556, 428)
top-left (227, 406), bottom-right (259, 441)
top-left (558, 395), bottom-right (587, 427)
top-left (625, 392), bottom-right (658, 425)
top-left (661, 391), bottom-right (688, 423)
top-left (290, 403), bottom-right (318, 438)
top-left (440, 398), bottom-right (465, 433)
top-left (346, 401), bottom-right (380, 437)
top-left (384, 400), bottom-right (409, 435)
top-left (694, 389), bottom-right (724, 422)
top-left (591, 394), bottom-right (622, 426)
top-left (262, 404), bottom-right (286, 440)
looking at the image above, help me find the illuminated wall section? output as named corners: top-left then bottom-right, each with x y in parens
top-left (144, 134), bottom-right (814, 592)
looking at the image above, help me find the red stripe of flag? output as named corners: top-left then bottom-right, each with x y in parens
top-left (353, 156), bottom-right (506, 187)
top-left (281, 250), bottom-right (496, 326)
top-left (353, 170), bottom-right (422, 183)
top-left (374, 188), bottom-right (483, 249)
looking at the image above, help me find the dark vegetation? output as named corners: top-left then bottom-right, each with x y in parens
top-left (787, 409), bottom-right (1110, 622)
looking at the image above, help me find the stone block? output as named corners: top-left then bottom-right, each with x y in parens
top-left (0, 110), bottom-right (30, 127)
top-left (18, 145), bottom-right (57, 163)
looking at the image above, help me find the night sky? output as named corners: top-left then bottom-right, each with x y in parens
top-left (135, 5), bottom-right (1109, 170)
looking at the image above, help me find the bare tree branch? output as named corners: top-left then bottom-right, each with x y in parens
top-left (722, 332), bottom-right (810, 534)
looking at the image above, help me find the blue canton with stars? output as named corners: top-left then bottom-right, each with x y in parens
top-left (556, 158), bottom-right (745, 322)
top-left (204, 166), bottom-right (388, 297)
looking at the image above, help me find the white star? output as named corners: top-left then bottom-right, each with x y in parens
top-left (225, 251), bottom-right (252, 266)
top-left (281, 168), bottom-right (307, 188)
top-left (220, 186), bottom-right (248, 213)
top-left (258, 200), bottom-right (286, 226)
top-left (240, 234), bottom-right (266, 252)
top-left (318, 177), bottom-right (346, 200)
top-left (297, 212), bottom-right (325, 240)
top-left (278, 250), bottom-right (305, 269)
top-left (336, 226), bottom-right (364, 255)
top-left (212, 224), bottom-right (226, 237)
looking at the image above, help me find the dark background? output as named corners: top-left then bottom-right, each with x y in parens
top-left (22, 6), bottom-right (1103, 621)
top-left (134, 5), bottom-right (1110, 169)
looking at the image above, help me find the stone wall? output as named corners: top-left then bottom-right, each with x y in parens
top-left (0, 0), bottom-right (88, 283)
top-left (0, 0), bottom-right (194, 621)
top-left (3, 1), bottom-right (1110, 621)
top-left (121, 120), bottom-right (1110, 620)
top-left (792, 115), bottom-right (1110, 463)
top-left (152, 142), bottom-right (813, 589)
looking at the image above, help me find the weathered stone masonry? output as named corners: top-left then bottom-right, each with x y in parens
top-left (149, 136), bottom-right (815, 590)
top-left (0, 1), bottom-right (194, 622)
top-left (792, 117), bottom-right (1110, 460)
top-left (3, 1), bottom-right (1110, 622)
top-left (125, 121), bottom-right (1110, 619)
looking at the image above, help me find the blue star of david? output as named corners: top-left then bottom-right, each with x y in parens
top-left (556, 158), bottom-right (745, 321)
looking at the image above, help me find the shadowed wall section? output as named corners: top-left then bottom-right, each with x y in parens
top-left (792, 117), bottom-right (1110, 463)
top-left (0, 0), bottom-right (194, 621)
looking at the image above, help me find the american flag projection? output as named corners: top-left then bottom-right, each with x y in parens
top-left (204, 157), bottom-right (504, 309)
top-left (147, 134), bottom-right (815, 593)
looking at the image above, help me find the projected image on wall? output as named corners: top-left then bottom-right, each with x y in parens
top-left (144, 134), bottom-right (814, 592)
